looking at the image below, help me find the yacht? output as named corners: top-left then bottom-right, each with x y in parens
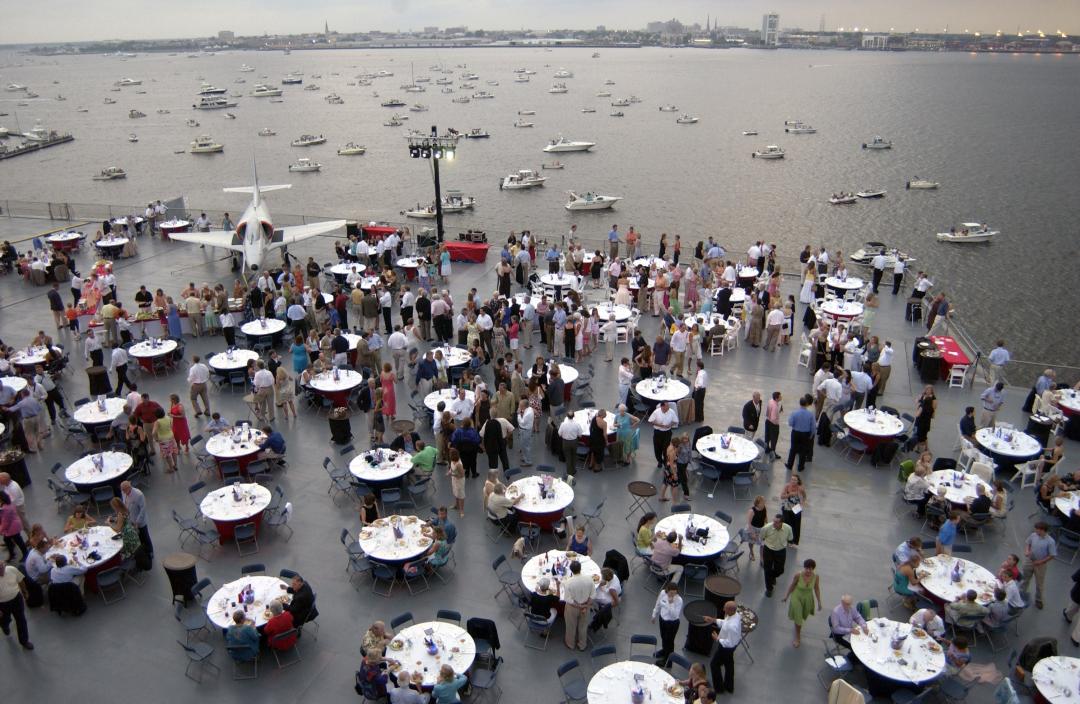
top-left (906, 178), bottom-right (940, 190)
top-left (128, 109), bottom-right (146, 118)
top-left (186, 118), bottom-right (200, 127)
top-left (416, 77), bottom-right (431, 83)
top-left (224, 112), bottom-right (237, 119)
top-left (518, 110), bottom-right (536, 116)
top-left (21, 123), bottom-right (50, 142)
top-left (5, 83), bottom-right (27, 92)
top-left (524, 70), bottom-right (536, 75)
top-left (658, 104), bottom-right (678, 112)
top-left (855, 189), bottom-right (887, 199)
top-left (461, 72), bottom-right (479, 81)
top-left (115, 78), bottom-right (142, 87)
top-left (389, 113), bottom-right (409, 121)
top-left (192, 96), bottom-right (238, 110)
top-left (404, 205), bottom-right (438, 219)
top-left (548, 83), bottom-right (568, 94)
top-left (543, 137), bottom-right (595, 153)
top-left (337, 142), bottom-right (366, 155)
top-left (190, 135), bottom-right (224, 153)
top-left (514, 119), bottom-right (534, 128)
top-left (465, 128), bottom-right (490, 139)
top-left (500, 169), bottom-right (547, 190)
top-left (609, 111), bottom-right (624, 117)
top-left (514, 75), bottom-right (530, 83)
top-left (443, 191), bottom-right (476, 211)
top-left (251, 84), bottom-right (283, 97)
top-left (93, 166), bottom-right (127, 181)
top-left (752, 145), bottom-right (785, 159)
top-left (258, 127), bottom-right (276, 136)
top-left (288, 157), bottom-right (321, 173)
top-left (862, 136), bottom-right (893, 150)
top-left (409, 103), bottom-right (428, 112)
top-left (553, 68), bottom-right (573, 78)
top-left (850, 242), bottom-right (915, 267)
top-left (197, 84), bottom-right (227, 95)
top-left (291, 134), bottom-right (326, 146)
top-left (380, 97), bottom-right (406, 107)
top-left (742, 130), bottom-right (758, 136)
top-left (239, 64), bottom-right (255, 72)
top-left (376, 70), bottom-right (394, 78)
top-left (471, 91), bottom-right (494, 100)
top-left (281, 74), bottom-right (303, 85)
top-left (565, 191), bottom-right (621, 211)
top-left (936, 223), bottom-right (998, 244)
top-left (784, 122), bottom-right (816, 134)
top-left (828, 193), bottom-right (857, 205)
top-left (676, 115), bottom-right (699, 124)
top-left (610, 98), bottom-right (630, 107)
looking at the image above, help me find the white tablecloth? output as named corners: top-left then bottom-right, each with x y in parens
top-left (683, 313), bottom-right (729, 334)
top-left (424, 388), bottom-right (475, 413)
top-left (342, 333), bottom-right (363, 351)
top-left (95, 237), bottom-right (129, 248)
top-left (844, 409), bottom-right (904, 438)
top-left (331, 262), bottom-right (368, 276)
top-left (916, 555), bottom-right (998, 604)
top-left (200, 483), bottom-right (272, 523)
top-left (309, 369), bottom-right (364, 393)
top-left (508, 476), bottom-right (574, 514)
top-left (927, 470), bottom-right (992, 506)
top-left (695, 434), bottom-right (758, 465)
top-left (1056, 389), bottom-right (1080, 416)
top-left (521, 549), bottom-right (601, 594)
top-left (850, 618), bottom-right (946, 684)
top-left (205, 429), bottom-right (266, 459)
top-left (432, 345), bottom-right (471, 367)
top-left (160, 219), bottom-right (191, 230)
top-left (73, 397), bottom-right (127, 425)
top-left (825, 276), bottom-right (864, 291)
top-left (387, 622), bottom-right (476, 688)
top-left (46, 231), bottom-right (83, 244)
top-left (241, 318), bottom-right (287, 337)
top-left (541, 273), bottom-right (577, 288)
top-left (350, 449), bottom-right (413, 483)
top-left (820, 299), bottom-right (864, 320)
top-left (2, 376), bottom-right (28, 395)
top-left (587, 661), bottom-right (682, 704)
top-left (10, 345), bottom-right (61, 367)
top-left (552, 363), bottom-right (579, 385)
top-left (976, 427), bottom-right (1043, 459)
top-left (46, 526), bottom-right (122, 569)
top-left (206, 576), bottom-right (291, 629)
top-left (208, 349), bottom-right (260, 372)
top-left (1055, 492), bottom-right (1080, 517)
top-left (571, 409), bottom-right (616, 436)
top-left (111, 216), bottom-right (143, 227)
top-left (636, 378), bottom-right (690, 402)
top-left (396, 257), bottom-right (425, 269)
top-left (737, 266), bottom-right (759, 279)
top-left (65, 451), bottom-right (133, 486)
top-left (632, 257), bottom-right (669, 270)
top-left (1033, 656), bottom-right (1080, 704)
top-left (359, 515), bottom-right (432, 562)
top-left (129, 339), bottom-right (178, 359)
top-left (654, 513), bottom-right (730, 559)
top-left (594, 303), bottom-right (632, 322)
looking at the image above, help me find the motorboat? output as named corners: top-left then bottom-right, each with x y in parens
top-left (658, 104), bottom-right (678, 112)
top-left (326, 94), bottom-right (344, 104)
top-left (461, 72), bottom-right (479, 81)
top-left (258, 127), bottom-right (276, 136)
top-left (609, 111), bottom-right (624, 117)
top-left (543, 137), bottom-right (595, 153)
top-left (514, 119), bottom-right (534, 128)
top-left (862, 136), bottom-right (892, 149)
top-left (92, 166), bottom-right (127, 181)
top-left (500, 169), bottom-right (546, 190)
top-left (115, 78), bottom-right (141, 86)
top-left (742, 130), bottom-right (758, 135)
top-left (403, 84), bottom-right (425, 93)
top-left (288, 157), bottom-right (321, 173)
top-left (404, 205), bottom-right (438, 219)
top-left (156, 108), bottom-right (170, 114)
top-left (611, 98), bottom-right (630, 106)
top-left (197, 84), bottom-right (227, 95)
top-left (549, 83), bottom-right (568, 94)
top-left (936, 223), bottom-right (998, 243)
top-left (21, 123), bottom-right (51, 142)
top-left (581, 108), bottom-right (596, 113)
top-left (239, 64), bottom-right (255, 72)
top-left (304, 84), bottom-right (320, 91)
top-left (224, 112), bottom-right (237, 119)
top-left (192, 96), bottom-right (237, 110)
top-left (409, 103), bottom-right (428, 112)
top-left (596, 91), bottom-right (612, 98)
top-left (77, 107), bottom-right (88, 112)
top-left (128, 109), bottom-right (146, 118)
top-left (452, 97), bottom-right (470, 104)
top-left (486, 80), bottom-right (499, 86)
top-left (542, 161), bottom-right (564, 170)
top-left (518, 110), bottom-right (535, 115)
top-left (291, 134), bottom-right (326, 146)
top-left (127, 133), bottom-right (139, 142)
top-left (514, 75), bottom-right (530, 83)
top-left (472, 91), bottom-right (494, 99)
top-left (783, 119), bottom-right (802, 126)
top-left (5, 84), bottom-right (27, 92)
top-left (380, 97), bottom-right (406, 107)
top-left (377, 70), bottom-right (395, 78)
top-left (281, 75), bottom-right (303, 85)
top-left (855, 189), bottom-right (887, 199)
top-left (442, 191), bottom-right (476, 211)
top-left (524, 69), bottom-right (536, 75)
top-left (416, 76), bottom-right (431, 83)
top-left (676, 115), bottom-right (699, 124)
top-left (56, 94), bottom-right (66, 101)
top-left (604, 79), bottom-right (615, 85)
top-left (752, 145), bottom-right (785, 159)
top-left (850, 242), bottom-right (915, 267)
top-left (554, 68), bottom-right (573, 78)
top-left (565, 191), bottom-right (621, 211)
top-left (436, 77), bottom-right (453, 85)
top-left (186, 118), bottom-right (200, 127)
top-left (104, 97), bottom-right (117, 104)
top-left (251, 84), bottom-right (283, 97)
top-left (235, 78), bottom-right (246, 84)
top-left (465, 128), bottom-right (490, 139)
top-left (828, 193), bottom-right (857, 205)
top-left (906, 178), bottom-right (940, 190)
top-left (190, 135), bottom-right (224, 153)
top-left (785, 122), bottom-right (816, 134)
top-left (384, 117), bottom-right (404, 126)
top-left (441, 88), bottom-right (455, 94)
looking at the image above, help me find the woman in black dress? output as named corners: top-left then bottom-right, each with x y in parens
top-left (496, 260), bottom-right (512, 298)
top-left (913, 385), bottom-right (937, 452)
top-left (587, 412), bottom-right (607, 472)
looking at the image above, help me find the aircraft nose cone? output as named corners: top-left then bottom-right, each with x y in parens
top-left (250, 264), bottom-right (259, 271)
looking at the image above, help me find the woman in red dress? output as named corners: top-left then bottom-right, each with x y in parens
top-left (380, 362), bottom-right (397, 421)
top-left (168, 393), bottom-right (192, 454)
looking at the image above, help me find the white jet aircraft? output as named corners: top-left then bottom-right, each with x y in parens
top-left (169, 165), bottom-right (345, 273)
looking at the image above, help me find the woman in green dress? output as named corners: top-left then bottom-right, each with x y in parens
top-left (614, 404), bottom-right (640, 465)
top-left (782, 558), bottom-right (823, 648)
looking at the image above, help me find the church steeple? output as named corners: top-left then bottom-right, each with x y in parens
top-left (324, 19), bottom-right (329, 35)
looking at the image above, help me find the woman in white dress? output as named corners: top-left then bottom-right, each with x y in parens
top-left (798, 262), bottom-right (816, 304)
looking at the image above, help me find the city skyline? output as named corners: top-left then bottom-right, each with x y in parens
top-left (2, 0), bottom-right (1079, 44)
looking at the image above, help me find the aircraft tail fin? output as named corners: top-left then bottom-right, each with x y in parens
top-left (222, 185), bottom-right (292, 195)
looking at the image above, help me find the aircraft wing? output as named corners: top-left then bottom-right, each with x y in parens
top-left (271, 220), bottom-right (347, 247)
top-left (167, 230), bottom-right (244, 252)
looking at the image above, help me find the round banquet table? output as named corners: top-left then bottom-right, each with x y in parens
top-left (308, 369), bottom-right (364, 406)
top-left (593, 302), bottom-right (632, 323)
top-left (976, 427), bottom-right (1043, 465)
top-left (570, 408), bottom-right (617, 442)
top-left (205, 428), bottom-right (266, 476)
top-left (1055, 389), bottom-right (1080, 418)
top-left (926, 470), bottom-right (992, 507)
top-left (632, 256), bottom-right (669, 270)
top-left (587, 661), bottom-right (683, 704)
top-left (65, 451), bottom-right (133, 492)
top-left (340, 332), bottom-right (363, 366)
top-left (352, 275), bottom-right (381, 292)
top-left (915, 554), bottom-right (998, 605)
top-left (349, 448), bottom-right (413, 486)
top-left (825, 276), bottom-right (864, 297)
top-left (2, 376), bottom-right (28, 396)
top-left (128, 339), bottom-right (178, 373)
top-left (695, 433), bottom-right (758, 475)
top-left (10, 345), bottom-right (62, 371)
top-left (94, 237), bottom-right (129, 257)
top-left (199, 483), bottom-right (272, 542)
top-left (843, 409), bottom-right (905, 451)
top-left (208, 349), bottom-right (260, 373)
top-left (45, 231), bottom-right (83, 251)
top-left (72, 397), bottom-right (127, 429)
top-left (358, 515), bottom-right (433, 565)
top-left (683, 313), bottom-right (729, 334)
top-left (386, 622), bottom-right (476, 688)
top-left (627, 277), bottom-right (656, 291)
top-left (850, 618), bottom-right (946, 696)
top-left (540, 273), bottom-right (577, 297)
top-left (1055, 492), bottom-right (1080, 519)
top-left (507, 475), bottom-right (574, 530)
top-left (206, 575), bottom-right (291, 630)
top-left (434, 345), bottom-right (472, 368)
top-left (158, 219), bottom-right (191, 240)
top-left (240, 318), bottom-right (287, 345)
top-left (423, 388), bottom-right (475, 416)
top-left (521, 549), bottom-right (602, 596)
top-left (550, 363), bottom-right (579, 403)
top-left (820, 299), bottom-right (864, 322)
top-left (635, 377), bottom-right (690, 403)
top-left (330, 262), bottom-right (367, 283)
top-left (654, 513), bottom-right (730, 562)
top-left (110, 215), bottom-right (143, 229)
top-left (736, 267), bottom-right (759, 291)
top-left (395, 257), bottom-right (425, 280)
top-left (1033, 656), bottom-right (1080, 704)
top-left (46, 526), bottom-right (123, 592)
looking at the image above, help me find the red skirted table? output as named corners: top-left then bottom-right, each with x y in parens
top-left (198, 483), bottom-right (272, 543)
top-left (362, 225), bottom-right (398, 242)
top-left (445, 241), bottom-right (490, 263)
top-left (928, 336), bottom-right (971, 380)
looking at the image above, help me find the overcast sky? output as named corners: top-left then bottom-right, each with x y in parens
top-left (3, 0), bottom-right (1078, 44)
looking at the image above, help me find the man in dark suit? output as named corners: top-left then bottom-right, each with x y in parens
top-left (390, 429), bottom-right (421, 453)
top-left (742, 391), bottom-right (762, 438)
top-left (714, 286), bottom-right (733, 319)
top-left (284, 574), bottom-right (318, 629)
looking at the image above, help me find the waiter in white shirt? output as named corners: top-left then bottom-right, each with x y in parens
top-left (386, 327), bottom-right (408, 380)
top-left (251, 361), bottom-right (276, 422)
top-left (187, 355), bottom-right (211, 416)
top-left (109, 344), bottom-right (131, 397)
top-left (647, 401), bottom-right (680, 467)
top-left (692, 361), bottom-right (709, 423)
top-left (705, 601), bottom-right (743, 694)
top-left (558, 414), bottom-right (582, 477)
top-left (871, 252), bottom-right (887, 293)
top-left (877, 341), bottom-right (894, 395)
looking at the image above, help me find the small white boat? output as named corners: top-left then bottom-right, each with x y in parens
top-left (554, 69), bottom-right (573, 78)
top-left (785, 122), bottom-right (816, 134)
top-left (115, 77), bottom-right (141, 87)
top-left (596, 91), bottom-right (611, 98)
top-left (258, 127), bottom-right (276, 136)
top-left (291, 134), bottom-right (326, 146)
top-left (127, 133), bottom-right (138, 142)
top-left (752, 145), bottom-right (785, 159)
top-left (404, 205), bottom-right (438, 219)
top-left (906, 179), bottom-right (940, 190)
top-left (862, 136), bottom-right (892, 150)
top-left (192, 96), bottom-right (237, 110)
top-left (128, 109), bottom-right (146, 118)
top-left (658, 104), bottom-right (678, 112)
top-left (856, 189), bottom-right (887, 199)
top-left (549, 83), bottom-right (568, 94)
top-left (850, 242), bottom-right (916, 267)
top-left (156, 108), bottom-right (170, 114)
top-left (465, 128), bottom-right (490, 139)
top-left (611, 98), bottom-right (630, 107)
top-left (92, 166), bottom-right (127, 181)
top-left (543, 137), bottom-right (595, 153)
top-left (223, 112), bottom-right (236, 119)
top-left (281, 75), bottom-right (304, 85)
top-left (76, 107), bottom-right (89, 113)
top-left (609, 111), bottom-right (624, 117)
top-left (251, 84), bottom-right (283, 97)
top-left (288, 157), bottom-right (321, 173)
top-left (500, 169), bottom-right (547, 190)
top-left (542, 161), bottom-right (564, 170)
top-left (514, 75), bottom-right (530, 83)
top-left (565, 190), bottom-right (621, 211)
top-left (197, 84), bottom-right (227, 95)
top-left (384, 117), bottom-right (404, 126)
top-left (486, 80), bottom-right (499, 86)
top-left (629, 96), bottom-right (642, 104)
top-left (829, 194), bottom-right (857, 205)
top-left (239, 64), bottom-right (255, 72)
top-left (409, 103), bottom-right (428, 112)
top-left (442, 191), bottom-right (476, 211)
top-left (676, 114), bottom-right (699, 124)
top-left (742, 130), bottom-right (758, 136)
top-left (190, 135), bottom-right (224, 153)
top-left (604, 79), bottom-right (614, 84)
top-left (581, 108), bottom-right (596, 113)
top-left (936, 223), bottom-right (998, 243)
top-left (104, 97), bottom-right (117, 104)
top-left (380, 98), bottom-right (406, 107)
top-left (304, 84), bottom-right (320, 92)
top-left (472, 91), bottom-right (494, 100)
top-left (517, 110), bottom-right (535, 115)
top-left (451, 97), bottom-right (470, 104)
top-left (514, 120), bottom-right (534, 128)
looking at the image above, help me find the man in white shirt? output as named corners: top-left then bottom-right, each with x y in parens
top-left (194, 213), bottom-right (210, 232)
top-left (378, 288), bottom-right (393, 335)
top-left (516, 399), bottom-right (535, 467)
top-left (600, 316), bottom-right (618, 362)
top-left (721, 263), bottom-right (736, 285)
top-left (647, 401), bottom-right (680, 467)
top-left (706, 601), bottom-right (742, 694)
top-left (913, 272), bottom-right (933, 298)
top-left (83, 328), bottom-right (103, 367)
top-left (870, 253), bottom-right (887, 293)
top-left (669, 323), bottom-right (688, 376)
top-left (560, 560), bottom-right (595, 651)
top-left (476, 310), bottom-right (494, 360)
top-left (108, 344), bottom-right (131, 397)
top-left (449, 389), bottom-right (473, 422)
top-left (187, 355), bottom-right (211, 417)
top-left (558, 414), bottom-right (582, 477)
top-left (692, 361), bottom-right (709, 423)
top-left (746, 242), bottom-right (761, 267)
top-left (764, 305), bottom-right (785, 352)
top-left (877, 341), bottom-right (894, 394)
top-left (987, 340), bottom-right (1010, 384)
top-left (399, 287), bottom-right (415, 327)
top-left (345, 267), bottom-right (364, 287)
top-left (849, 369), bottom-right (873, 409)
top-left (820, 374), bottom-right (843, 419)
top-left (252, 361), bottom-right (276, 422)
top-left (386, 326), bottom-right (408, 380)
